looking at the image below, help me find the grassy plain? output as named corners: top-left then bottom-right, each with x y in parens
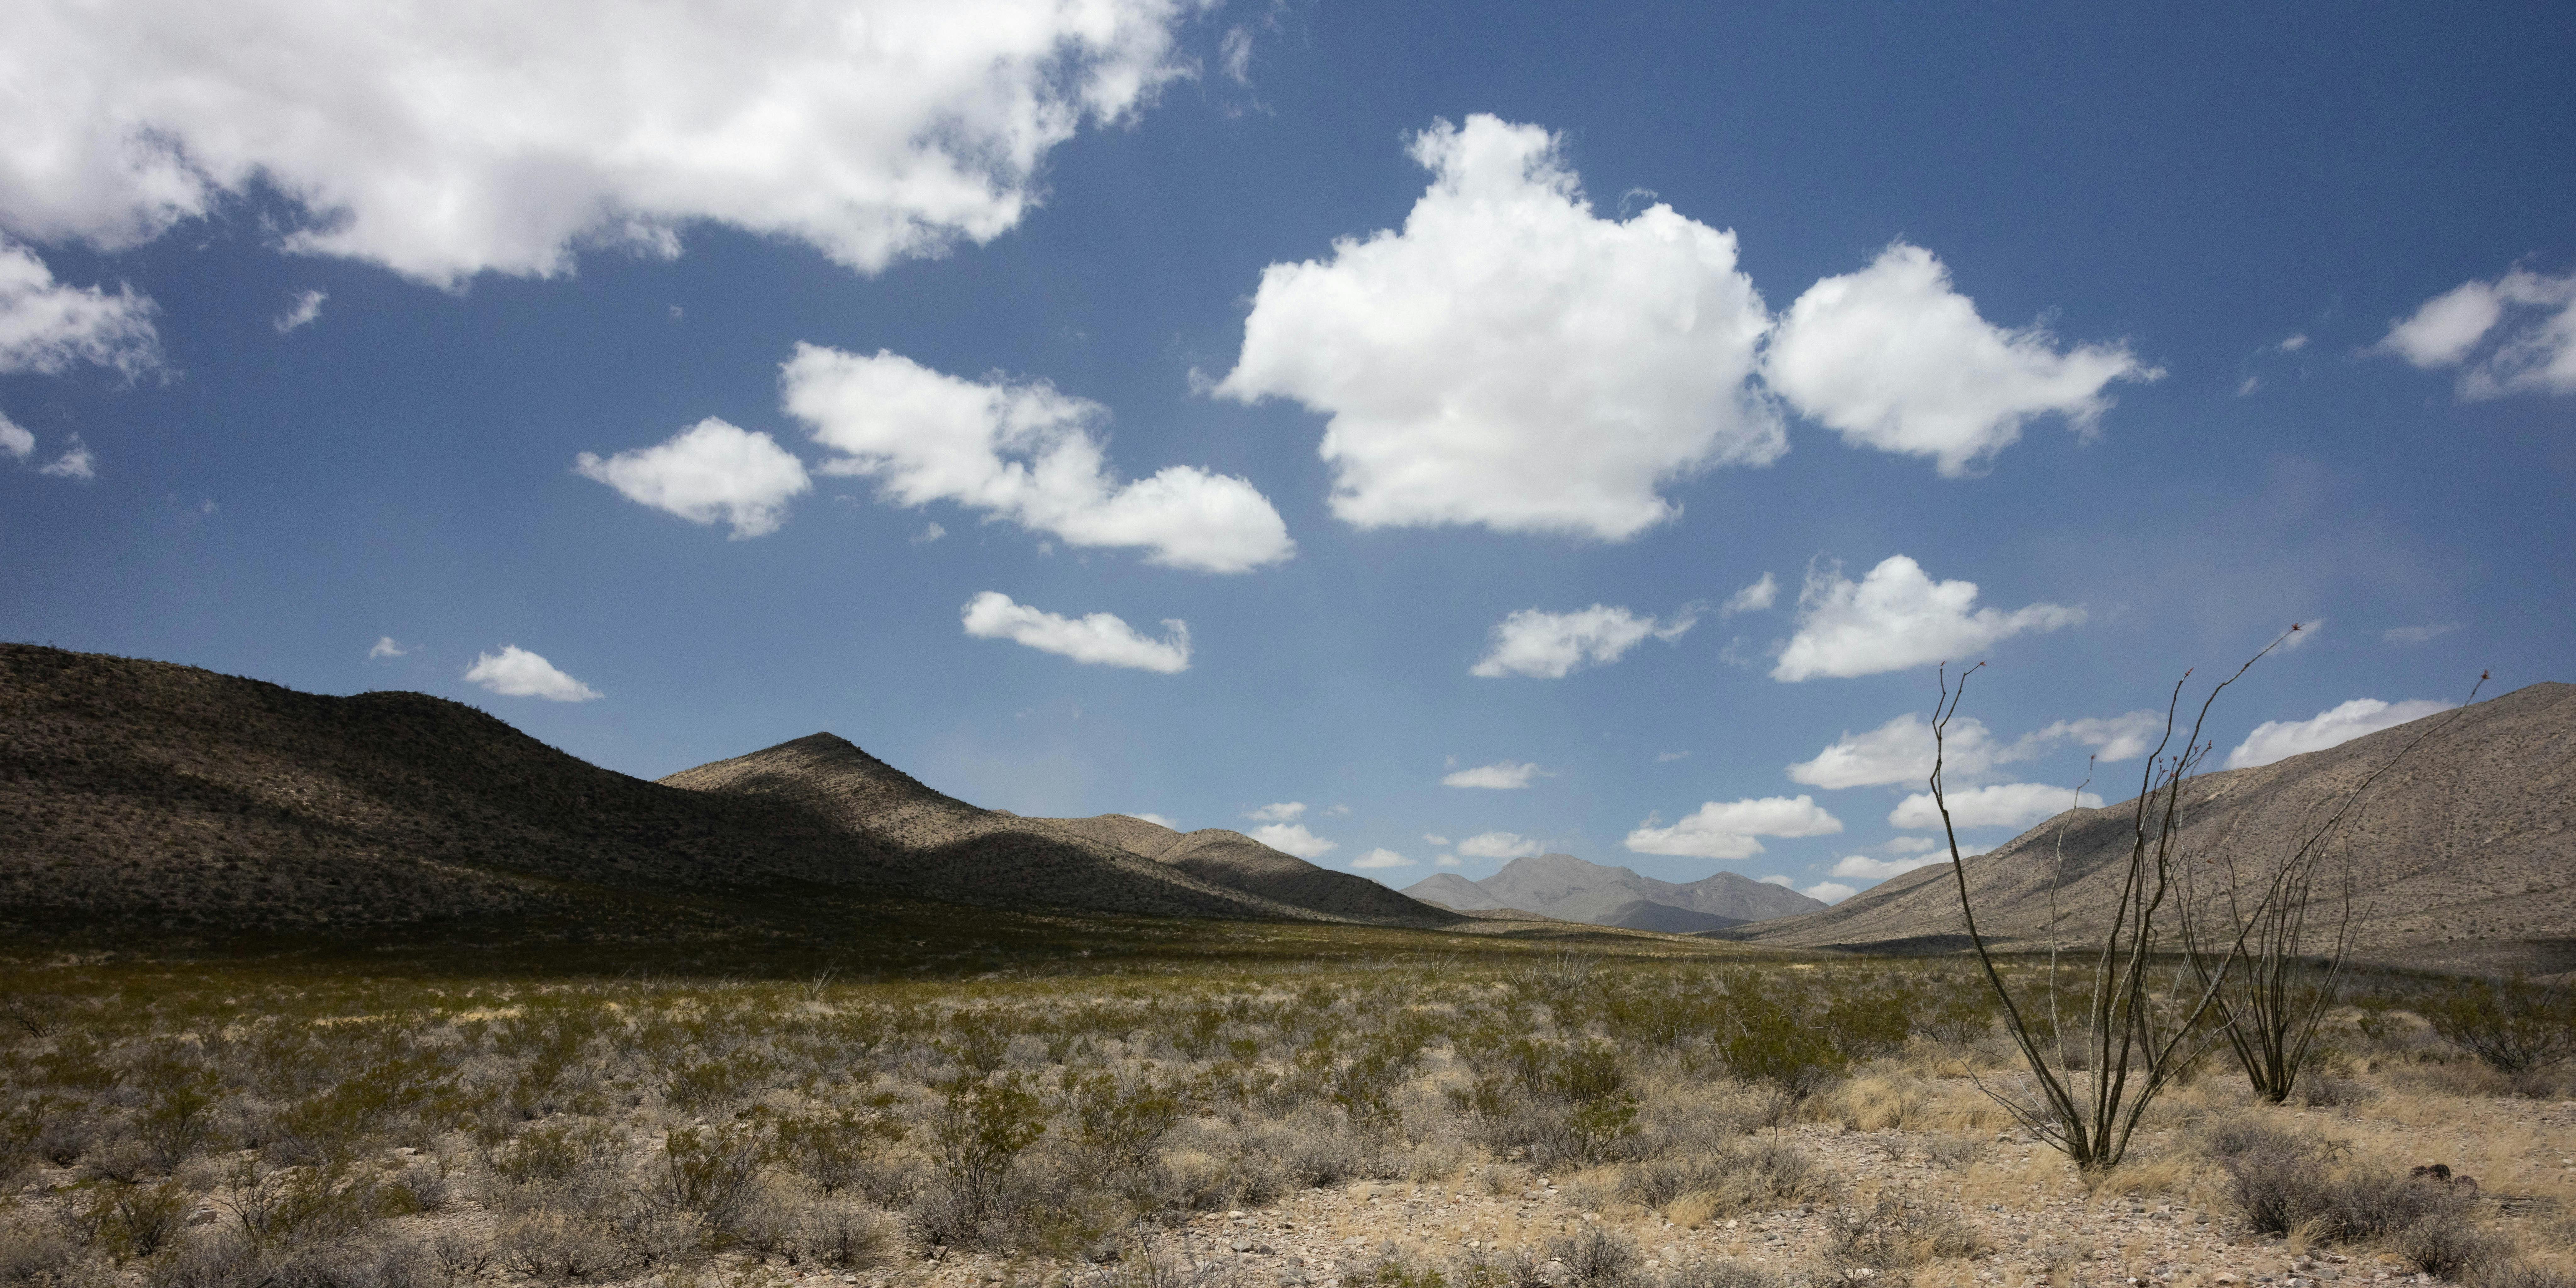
top-left (3, 918), bottom-right (2572, 1288)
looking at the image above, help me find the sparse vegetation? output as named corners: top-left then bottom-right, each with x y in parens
top-left (1, 928), bottom-right (2571, 1288)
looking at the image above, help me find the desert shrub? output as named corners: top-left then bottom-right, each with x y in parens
top-left (915, 1073), bottom-right (1047, 1245)
top-left (133, 1052), bottom-right (221, 1172)
top-left (2209, 1125), bottom-right (2465, 1243)
top-left (1909, 979), bottom-right (1999, 1046)
top-left (0, 1102), bottom-right (39, 1185)
top-left (647, 1121), bottom-right (772, 1248)
top-left (1655, 1262), bottom-right (1781, 1288)
top-left (1719, 993), bottom-right (1848, 1099)
top-left (73, 1179), bottom-right (194, 1260)
top-left (1544, 1227), bottom-right (1641, 1288)
top-left (2475, 1265), bottom-right (2576, 1288)
top-left (2393, 1215), bottom-right (2512, 1282)
top-left (0, 1214), bottom-right (75, 1286)
top-left (489, 1118), bottom-right (625, 1191)
top-left (32, 1100), bottom-right (92, 1167)
top-left (1062, 1070), bottom-right (1182, 1177)
top-left (1447, 1041), bottom-right (1640, 1168)
top-left (1822, 1194), bottom-right (1981, 1278)
top-left (496, 1211), bottom-right (637, 1282)
top-left (1256, 1107), bottom-right (1373, 1189)
top-left (1619, 1140), bottom-right (1828, 1218)
top-left (1819, 990), bottom-right (1912, 1062)
top-left (77, 1128), bottom-right (152, 1184)
top-left (151, 1230), bottom-right (433, 1288)
top-left (769, 1095), bottom-right (904, 1196)
top-left (2425, 975), bottom-right (2576, 1074)
top-left (426, 1229), bottom-right (494, 1287)
top-left (662, 1052), bottom-right (777, 1115)
top-left (384, 1156), bottom-right (450, 1213)
top-left (222, 1162), bottom-right (379, 1250)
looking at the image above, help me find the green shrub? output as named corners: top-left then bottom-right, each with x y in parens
top-left (647, 1121), bottom-right (773, 1248)
top-left (75, 1179), bottom-right (194, 1261)
top-left (926, 1073), bottom-right (1047, 1235)
top-left (1720, 993), bottom-right (1848, 1098)
top-left (2426, 975), bottom-right (2576, 1074)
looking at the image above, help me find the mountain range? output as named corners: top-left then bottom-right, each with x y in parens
top-left (1405, 853), bottom-right (1827, 931)
top-left (0, 644), bottom-right (1458, 940)
top-left (1732, 680), bottom-right (2576, 975)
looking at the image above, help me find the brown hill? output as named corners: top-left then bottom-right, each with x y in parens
top-left (656, 738), bottom-right (1335, 922)
top-left (1733, 681), bottom-right (2576, 974)
top-left (1036, 815), bottom-right (1458, 928)
top-left (0, 644), bottom-right (1403, 938)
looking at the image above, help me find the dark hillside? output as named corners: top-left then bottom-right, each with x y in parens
top-left (0, 645), bottom-right (1358, 939)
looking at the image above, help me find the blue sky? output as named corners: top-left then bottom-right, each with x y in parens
top-left (4, 2), bottom-right (2569, 903)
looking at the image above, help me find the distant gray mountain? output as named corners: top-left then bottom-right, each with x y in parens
top-left (1402, 872), bottom-right (1513, 912)
top-left (1403, 853), bottom-right (1825, 930)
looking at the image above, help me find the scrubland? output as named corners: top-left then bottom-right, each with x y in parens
top-left (2, 941), bottom-right (2571, 1288)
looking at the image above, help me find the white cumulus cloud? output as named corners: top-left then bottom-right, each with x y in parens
top-left (1422, 833), bottom-right (1451, 847)
top-left (37, 435), bottom-right (94, 480)
top-left (1442, 761), bottom-right (1549, 790)
top-left (0, 412), bottom-right (32, 461)
top-left (273, 289), bottom-right (325, 335)
top-left (1765, 242), bottom-right (2159, 477)
top-left (464, 645), bottom-right (601, 702)
top-left (1722, 573), bottom-right (1778, 617)
top-left (1802, 881), bottom-right (1859, 904)
top-left (2022, 711), bottom-right (2166, 763)
top-left (1788, 707), bottom-right (2163, 790)
top-left (785, 346), bottom-right (1291, 573)
top-left (960, 591), bottom-right (1190, 673)
top-left (1457, 831), bottom-right (1544, 860)
top-left (576, 418), bottom-right (812, 539)
top-left (1351, 848), bottom-right (1412, 870)
top-left (1434, 854), bottom-right (1463, 868)
top-left (1890, 782), bottom-right (2101, 830)
top-left (367, 636), bottom-right (409, 660)
top-left (1757, 874), bottom-right (1793, 887)
top-left (0, 237), bottom-right (159, 378)
top-left (1129, 812), bottom-right (1180, 830)
top-left (1245, 802), bottom-right (1306, 823)
top-left (0, 0), bottom-right (1195, 284)
top-left (1624, 795), bottom-right (1842, 860)
top-left (1772, 555), bottom-right (2084, 682)
top-left (1252, 823), bottom-right (1336, 859)
top-left (1469, 604), bottom-right (1695, 678)
top-left (1787, 712), bottom-right (1982, 790)
top-left (1214, 114), bottom-right (1782, 541)
top-left (2376, 268), bottom-right (2576, 399)
top-left (2225, 698), bottom-right (2456, 770)
top-left (1829, 852), bottom-right (1948, 881)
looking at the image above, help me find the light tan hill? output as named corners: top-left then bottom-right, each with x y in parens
top-left (1037, 812), bottom-right (1194, 862)
top-left (1734, 681), bottom-right (2576, 974)
top-left (658, 737), bottom-right (1335, 923)
top-left (1035, 816), bottom-right (1459, 928)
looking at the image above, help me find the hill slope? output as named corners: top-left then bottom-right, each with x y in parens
top-left (0, 645), bottom-right (1393, 937)
top-left (657, 739), bottom-right (1323, 922)
top-left (1036, 815), bottom-right (1458, 928)
top-left (1734, 681), bottom-right (2576, 974)
top-left (1407, 853), bottom-right (1822, 930)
